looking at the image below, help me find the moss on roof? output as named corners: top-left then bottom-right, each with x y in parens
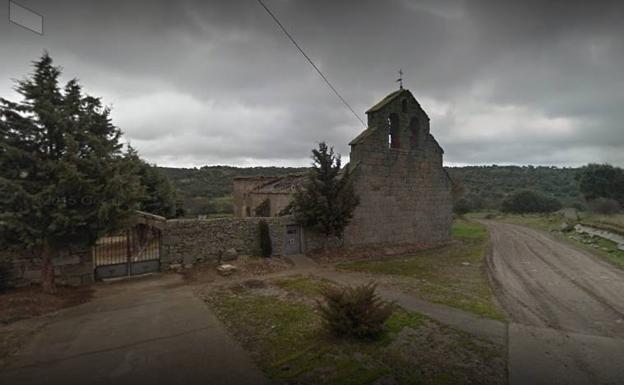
top-left (349, 126), bottom-right (377, 145)
top-left (253, 174), bottom-right (307, 194)
top-left (365, 89), bottom-right (410, 114)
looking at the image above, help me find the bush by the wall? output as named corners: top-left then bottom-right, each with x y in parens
top-left (0, 256), bottom-right (14, 293)
top-left (258, 219), bottom-right (272, 257)
top-left (453, 197), bottom-right (471, 216)
top-left (317, 283), bottom-right (394, 339)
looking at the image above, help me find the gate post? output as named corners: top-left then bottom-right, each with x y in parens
top-left (126, 228), bottom-right (132, 276)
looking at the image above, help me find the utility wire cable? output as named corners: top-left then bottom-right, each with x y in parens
top-left (255, 0), bottom-right (367, 128)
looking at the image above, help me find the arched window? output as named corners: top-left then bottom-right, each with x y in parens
top-left (410, 117), bottom-right (420, 147)
top-left (401, 99), bottom-right (408, 113)
top-left (388, 113), bottom-right (400, 149)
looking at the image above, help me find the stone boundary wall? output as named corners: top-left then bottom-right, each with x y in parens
top-left (162, 216), bottom-right (289, 268)
top-left (161, 215), bottom-right (339, 269)
top-left (2, 216), bottom-right (339, 287)
top-left (2, 247), bottom-right (93, 288)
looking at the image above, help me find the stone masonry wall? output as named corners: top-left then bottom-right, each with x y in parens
top-left (344, 89), bottom-right (453, 247)
top-left (161, 216), bottom-right (313, 267)
top-left (2, 247), bottom-right (93, 288)
top-left (3, 215), bottom-right (335, 287)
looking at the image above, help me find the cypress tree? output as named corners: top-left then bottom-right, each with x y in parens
top-left (0, 53), bottom-right (142, 293)
top-left (289, 142), bottom-right (359, 239)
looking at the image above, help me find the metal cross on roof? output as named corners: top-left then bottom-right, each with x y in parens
top-left (396, 69), bottom-right (404, 90)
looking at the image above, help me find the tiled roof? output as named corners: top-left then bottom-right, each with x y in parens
top-left (252, 174), bottom-right (307, 194)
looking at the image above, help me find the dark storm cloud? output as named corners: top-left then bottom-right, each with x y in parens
top-left (1, 0), bottom-right (623, 167)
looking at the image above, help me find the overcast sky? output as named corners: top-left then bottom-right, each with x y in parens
top-left (1, 0), bottom-right (623, 168)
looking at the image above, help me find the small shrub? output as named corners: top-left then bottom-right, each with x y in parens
top-left (501, 190), bottom-right (562, 214)
top-left (258, 219), bottom-right (272, 257)
top-left (589, 198), bottom-right (621, 215)
top-left (453, 197), bottom-right (472, 216)
top-left (317, 282), bottom-right (394, 339)
top-left (0, 255), bottom-right (14, 293)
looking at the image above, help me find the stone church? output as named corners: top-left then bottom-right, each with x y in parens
top-left (233, 88), bottom-right (453, 248)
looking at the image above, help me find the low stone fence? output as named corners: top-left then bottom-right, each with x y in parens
top-left (2, 215), bottom-right (338, 287)
top-left (2, 247), bottom-right (93, 288)
top-left (161, 216), bottom-right (289, 267)
top-left (160, 215), bottom-right (337, 268)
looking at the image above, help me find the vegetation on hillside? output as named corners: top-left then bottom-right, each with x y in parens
top-left (159, 165), bottom-right (307, 216)
top-left (501, 190), bottom-right (562, 214)
top-left (447, 165), bottom-right (582, 212)
top-left (575, 164), bottom-right (624, 213)
top-left (163, 164), bottom-right (590, 217)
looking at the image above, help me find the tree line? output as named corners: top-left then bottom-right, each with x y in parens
top-left (452, 164), bottom-right (624, 215)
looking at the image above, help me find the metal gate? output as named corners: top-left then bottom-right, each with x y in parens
top-left (93, 224), bottom-right (161, 280)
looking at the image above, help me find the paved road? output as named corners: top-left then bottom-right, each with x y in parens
top-left (484, 221), bottom-right (624, 385)
top-left (0, 274), bottom-right (267, 385)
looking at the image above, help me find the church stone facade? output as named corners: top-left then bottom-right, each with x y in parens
top-left (343, 88), bottom-right (452, 246)
top-left (233, 88), bottom-right (453, 249)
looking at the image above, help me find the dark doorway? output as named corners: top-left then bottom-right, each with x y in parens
top-left (284, 225), bottom-right (302, 255)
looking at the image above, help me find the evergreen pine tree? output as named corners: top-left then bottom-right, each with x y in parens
top-left (0, 53), bottom-right (142, 293)
top-left (289, 142), bottom-right (359, 240)
top-left (124, 146), bottom-right (178, 218)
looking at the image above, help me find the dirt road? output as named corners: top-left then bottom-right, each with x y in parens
top-left (484, 221), bottom-right (624, 385)
top-left (485, 221), bottom-right (624, 337)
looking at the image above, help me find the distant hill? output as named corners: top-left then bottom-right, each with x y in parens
top-left (446, 165), bottom-right (582, 210)
top-left (159, 164), bottom-right (584, 215)
top-left (158, 165), bottom-right (309, 199)
top-left (158, 165), bottom-right (309, 216)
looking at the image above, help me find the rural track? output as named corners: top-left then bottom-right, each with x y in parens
top-left (482, 220), bottom-right (624, 385)
top-left (483, 220), bottom-right (624, 337)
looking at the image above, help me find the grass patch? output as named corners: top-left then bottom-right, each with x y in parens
top-left (204, 278), bottom-right (505, 385)
top-left (273, 275), bottom-right (333, 297)
top-left (336, 220), bottom-right (505, 320)
top-left (579, 213), bottom-right (624, 236)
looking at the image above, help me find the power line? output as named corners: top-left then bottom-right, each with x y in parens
top-left (255, 0), bottom-right (367, 128)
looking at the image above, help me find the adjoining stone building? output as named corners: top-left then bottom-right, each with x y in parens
top-left (232, 174), bottom-right (306, 217)
top-left (233, 88), bottom-right (453, 248)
